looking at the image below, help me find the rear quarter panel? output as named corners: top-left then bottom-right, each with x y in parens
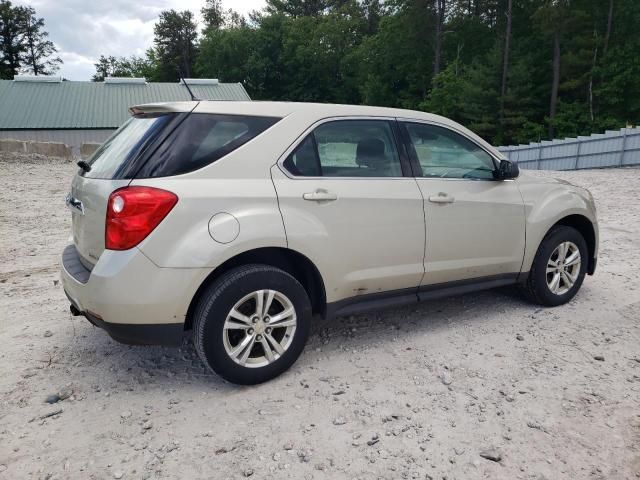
top-left (131, 175), bottom-right (287, 269)
top-left (130, 108), bottom-right (351, 270)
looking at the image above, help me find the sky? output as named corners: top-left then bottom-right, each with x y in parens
top-left (13, 0), bottom-right (267, 81)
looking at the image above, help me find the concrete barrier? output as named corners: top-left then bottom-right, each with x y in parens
top-left (0, 139), bottom-right (73, 159)
top-left (80, 143), bottom-right (101, 158)
top-left (0, 139), bottom-right (27, 153)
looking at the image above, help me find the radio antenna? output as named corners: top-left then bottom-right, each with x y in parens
top-left (177, 68), bottom-right (199, 101)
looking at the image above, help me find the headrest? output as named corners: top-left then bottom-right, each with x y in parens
top-left (356, 138), bottom-right (386, 168)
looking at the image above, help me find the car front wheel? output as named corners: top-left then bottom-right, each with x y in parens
top-left (193, 264), bottom-right (311, 385)
top-left (521, 225), bottom-right (588, 306)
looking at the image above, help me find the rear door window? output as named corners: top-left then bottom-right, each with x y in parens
top-left (283, 120), bottom-right (403, 178)
top-left (282, 135), bottom-right (321, 176)
top-left (134, 114), bottom-right (280, 178)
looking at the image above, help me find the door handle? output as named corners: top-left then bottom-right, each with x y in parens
top-left (428, 193), bottom-right (455, 204)
top-left (303, 189), bottom-right (338, 202)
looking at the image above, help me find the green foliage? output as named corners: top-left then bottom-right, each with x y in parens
top-left (152, 10), bottom-right (198, 81)
top-left (98, 0), bottom-right (640, 145)
top-left (91, 54), bottom-right (156, 82)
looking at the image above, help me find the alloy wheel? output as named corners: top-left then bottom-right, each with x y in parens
top-left (546, 241), bottom-right (581, 295)
top-left (222, 289), bottom-right (297, 368)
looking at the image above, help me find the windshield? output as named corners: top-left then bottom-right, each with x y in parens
top-left (83, 114), bottom-right (174, 179)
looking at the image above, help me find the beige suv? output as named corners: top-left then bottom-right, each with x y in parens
top-left (61, 101), bottom-right (598, 384)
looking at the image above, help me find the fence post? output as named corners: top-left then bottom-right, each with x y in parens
top-left (573, 139), bottom-right (582, 170)
top-left (536, 144), bottom-right (543, 170)
top-left (618, 129), bottom-right (628, 166)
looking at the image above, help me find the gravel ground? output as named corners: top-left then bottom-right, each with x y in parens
top-left (1, 153), bottom-right (639, 480)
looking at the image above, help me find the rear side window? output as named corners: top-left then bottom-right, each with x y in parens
top-left (135, 114), bottom-right (280, 178)
top-left (83, 113), bottom-right (175, 179)
top-left (283, 120), bottom-right (403, 178)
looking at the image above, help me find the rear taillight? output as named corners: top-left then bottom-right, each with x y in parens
top-left (105, 186), bottom-right (178, 250)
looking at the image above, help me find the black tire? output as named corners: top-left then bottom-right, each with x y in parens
top-left (520, 225), bottom-right (588, 306)
top-left (193, 264), bottom-right (311, 385)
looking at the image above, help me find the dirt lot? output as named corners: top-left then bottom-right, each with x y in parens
top-left (1, 153), bottom-right (639, 480)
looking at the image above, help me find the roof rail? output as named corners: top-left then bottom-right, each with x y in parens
top-left (14, 75), bottom-right (62, 83)
top-left (104, 77), bottom-right (147, 84)
top-left (180, 78), bottom-right (219, 85)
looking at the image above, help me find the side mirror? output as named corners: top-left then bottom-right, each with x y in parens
top-left (497, 159), bottom-right (519, 180)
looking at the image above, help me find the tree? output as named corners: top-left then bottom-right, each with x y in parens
top-left (603, 0), bottom-right (613, 55)
top-left (152, 10), bottom-right (198, 81)
top-left (1, 1), bottom-right (61, 79)
top-left (92, 55), bottom-right (121, 81)
top-left (20, 6), bottom-right (61, 75)
top-left (355, 1), bottom-right (436, 108)
top-left (0, 0), bottom-right (27, 79)
top-left (202, 0), bottom-right (225, 29)
top-left (499, 0), bottom-right (512, 122)
top-left (265, 0), bottom-right (329, 17)
top-left (533, 0), bottom-right (572, 139)
top-left (433, 0), bottom-right (446, 75)
top-left (92, 54), bottom-right (156, 81)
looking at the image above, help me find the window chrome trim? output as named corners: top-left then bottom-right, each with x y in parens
top-left (275, 115), bottom-right (411, 181)
top-left (277, 115), bottom-right (507, 182)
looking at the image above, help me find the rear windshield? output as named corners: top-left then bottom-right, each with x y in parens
top-left (133, 113), bottom-right (281, 178)
top-left (83, 113), bottom-right (174, 179)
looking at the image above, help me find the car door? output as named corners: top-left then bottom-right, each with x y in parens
top-left (399, 121), bottom-right (526, 286)
top-left (271, 118), bottom-right (426, 304)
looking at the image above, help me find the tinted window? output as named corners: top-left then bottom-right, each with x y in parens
top-left (404, 123), bottom-right (496, 179)
top-left (283, 135), bottom-right (321, 176)
top-left (134, 114), bottom-right (280, 178)
top-left (83, 113), bottom-right (174, 179)
top-left (284, 120), bottom-right (402, 178)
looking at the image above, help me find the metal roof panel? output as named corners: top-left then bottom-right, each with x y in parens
top-left (0, 80), bottom-right (251, 129)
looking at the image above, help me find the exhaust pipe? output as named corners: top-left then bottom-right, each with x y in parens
top-left (69, 304), bottom-right (81, 316)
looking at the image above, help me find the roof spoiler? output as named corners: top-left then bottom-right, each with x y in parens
top-left (129, 102), bottom-right (199, 116)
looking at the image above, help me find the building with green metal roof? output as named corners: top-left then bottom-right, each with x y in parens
top-left (0, 76), bottom-right (251, 154)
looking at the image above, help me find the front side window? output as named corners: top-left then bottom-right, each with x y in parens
top-left (283, 120), bottom-right (403, 178)
top-left (135, 113), bottom-right (281, 178)
top-left (403, 123), bottom-right (496, 180)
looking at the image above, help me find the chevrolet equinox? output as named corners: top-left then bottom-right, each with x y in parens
top-left (61, 101), bottom-right (598, 384)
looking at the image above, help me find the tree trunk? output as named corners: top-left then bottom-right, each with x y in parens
top-left (549, 32), bottom-right (561, 139)
top-left (603, 0), bottom-right (613, 55)
top-left (499, 0), bottom-right (513, 122)
top-left (588, 29), bottom-right (598, 123)
top-left (26, 20), bottom-right (38, 75)
top-left (433, 0), bottom-right (445, 76)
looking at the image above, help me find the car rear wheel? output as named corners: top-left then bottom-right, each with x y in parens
top-left (520, 225), bottom-right (588, 306)
top-left (193, 264), bottom-right (311, 385)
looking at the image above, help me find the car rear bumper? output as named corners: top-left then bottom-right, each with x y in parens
top-left (66, 297), bottom-right (184, 346)
top-left (60, 244), bottom-right (207, 346)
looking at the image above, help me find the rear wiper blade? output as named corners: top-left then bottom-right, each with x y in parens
top-left (77, 160), bottom-right (91, 172)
